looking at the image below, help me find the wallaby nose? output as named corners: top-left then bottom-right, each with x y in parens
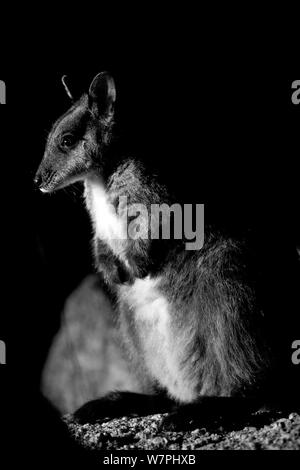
top-left (33, 171), bottom-right (42, 189)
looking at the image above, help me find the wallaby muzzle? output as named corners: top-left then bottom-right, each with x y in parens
top-left (34, 164), bottom-right (52, 192)
top-left (34, 156), bottom-right (71, 193)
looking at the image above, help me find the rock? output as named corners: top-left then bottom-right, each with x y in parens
top-left (64, 409), bottom-right (300, 450)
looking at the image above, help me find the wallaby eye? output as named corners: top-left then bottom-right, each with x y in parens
top-left (61, 134), bottom-right (76, 148)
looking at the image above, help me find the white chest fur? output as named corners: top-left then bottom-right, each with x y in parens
top-left (119, 276), bottom-right (170, 373)
top-left (121, 277), bottom-right (169, 323)
top-left (84, 178), bottom-right (127, 258)
top-left (119, 276), bottom-right (197, 403)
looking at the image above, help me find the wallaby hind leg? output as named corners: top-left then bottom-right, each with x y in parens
top-left (73, 391), bottom-right (174, 424)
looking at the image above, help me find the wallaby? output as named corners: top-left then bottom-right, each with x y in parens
top-left (34, 72), bottom-right (299, 429)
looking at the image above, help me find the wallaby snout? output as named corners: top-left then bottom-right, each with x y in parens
top-left (34, 143), bottom-right (91, 193)
top-left (34, 161), bottom-right (53, 192)
top-left (33, 169), bottom-right (42, 190)
top-left (34, 152), bottom-right (66, 193)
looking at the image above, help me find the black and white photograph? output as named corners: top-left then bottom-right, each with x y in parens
top-left (0, 47), bottom-right (299, 465)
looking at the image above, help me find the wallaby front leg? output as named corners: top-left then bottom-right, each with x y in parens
top-left (95, 239), bottom-right (133, 285)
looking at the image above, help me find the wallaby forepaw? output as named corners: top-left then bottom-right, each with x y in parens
top-left (159, 411), bottom-right (199, 432)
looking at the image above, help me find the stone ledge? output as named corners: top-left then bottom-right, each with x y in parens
top-left (64, 409), bottom-right (300, 451)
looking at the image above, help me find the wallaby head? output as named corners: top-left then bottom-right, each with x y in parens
top-left (34, 72), bottom-right (116, 193)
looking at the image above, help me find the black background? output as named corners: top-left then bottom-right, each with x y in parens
top-left (0, 51), bottom-right (299, 464)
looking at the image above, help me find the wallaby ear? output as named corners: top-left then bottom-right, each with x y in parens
top-left (88, 72), bottom-right (116, 122)
top-left (61, 75), bottom-right (74, 101)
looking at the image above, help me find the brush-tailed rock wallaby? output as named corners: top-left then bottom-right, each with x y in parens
top-left (35, 72), bottom-right (299, 429)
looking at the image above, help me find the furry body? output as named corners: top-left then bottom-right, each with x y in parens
top-left (35, 72), bottom-right (298, 424)
top-left (83, 160), bottom-right (267, 405)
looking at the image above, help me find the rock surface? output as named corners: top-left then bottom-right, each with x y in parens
top-left (65, 409), bottom-right (300, 451)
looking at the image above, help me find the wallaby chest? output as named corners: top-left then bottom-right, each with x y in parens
top-left (118, 277), bottom-right (198, 402)
top-left (84, 176), bottom-right (198, 401)
top-left (85, 178), bottom-right (125, 243)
